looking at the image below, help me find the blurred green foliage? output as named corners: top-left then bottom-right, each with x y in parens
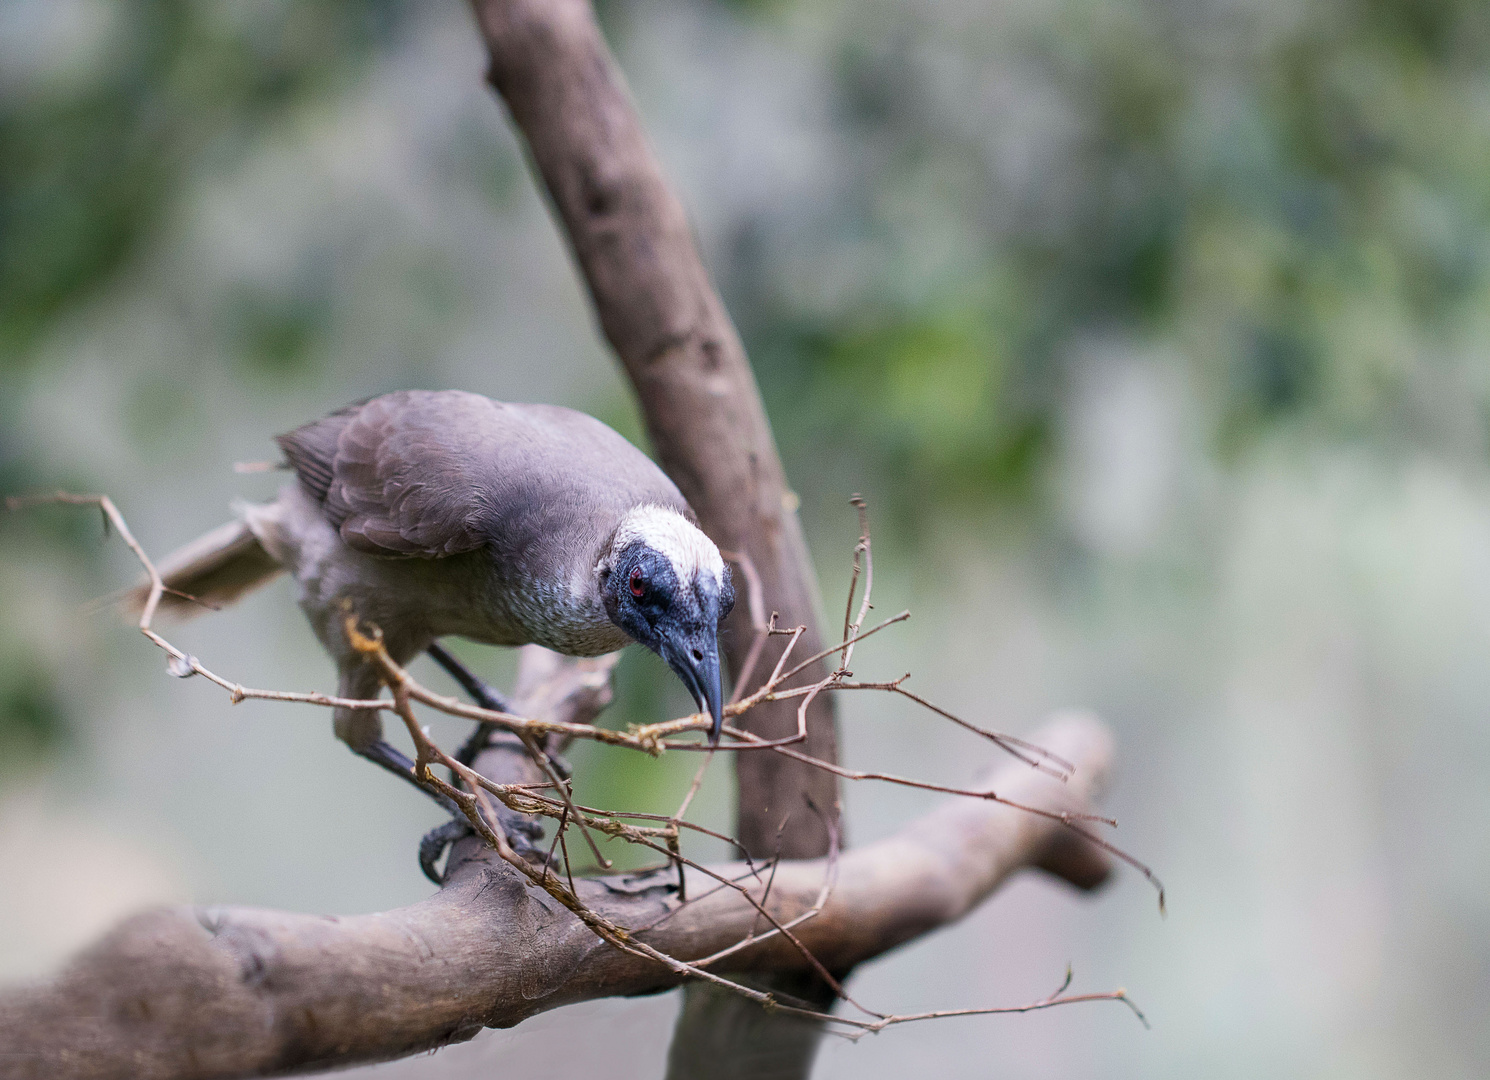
top-left (4, 0), bottom-right (1490, 767)
top-left (0, 652), bottom-right (67, 765)
top-left (0, 10), bottom-right (1484, 1072)
top-left (0, 0), bottom-right (416, 766)
top-left (7, 0), bottom-right (1487, 478)
top-left (0, 0), bottom-right (411, 365)
top-left (741, 0), bottom-right (1490, 524)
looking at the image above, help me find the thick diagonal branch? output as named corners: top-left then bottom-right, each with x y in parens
top-left (469, 0), bottom-right (838, 861)
top-left (0, 714), bottom-right (1113, 1080)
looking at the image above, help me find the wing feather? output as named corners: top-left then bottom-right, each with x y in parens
top-left (275, 390), bottom-right (687, 561)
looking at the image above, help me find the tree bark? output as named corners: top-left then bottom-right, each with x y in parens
top-left (468, 0), bottom-right (839, 862)
top-left (0, 713), bottom-right (1113, 1080)
top-left (466, 3), bottom-right (842, 1067)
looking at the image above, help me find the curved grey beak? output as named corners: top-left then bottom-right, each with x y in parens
top-left (662, 632), bottom-right (724, 743)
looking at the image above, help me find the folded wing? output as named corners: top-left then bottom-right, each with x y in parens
top-left (276, 390), bottom-right (689, 562)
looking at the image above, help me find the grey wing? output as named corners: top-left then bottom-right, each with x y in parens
top-left (276, 390), bottom-right (688, 560)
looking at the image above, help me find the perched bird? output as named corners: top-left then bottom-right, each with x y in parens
top-left (144, 390), bottom-right (733, 868)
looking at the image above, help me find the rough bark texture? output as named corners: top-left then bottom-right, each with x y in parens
top-left (466, 5), bottom-right (846, 1066)
top-left (0, 713), bottom-right (1113, 1080)
top-left (469, 0), bottom-right (839, 862)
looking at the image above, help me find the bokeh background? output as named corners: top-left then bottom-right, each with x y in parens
top-left (3, 0), bottom-right (1489, 1076)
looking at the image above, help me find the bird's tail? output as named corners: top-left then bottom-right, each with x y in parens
top-left (125, 517), bottom-right (284, 621)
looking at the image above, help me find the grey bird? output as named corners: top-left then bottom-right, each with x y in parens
top-left (143, 390), bottom-right (734, 873)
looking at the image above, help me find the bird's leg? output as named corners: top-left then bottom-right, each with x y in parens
top-left (355, 738), bottom-right (462, 816)
top-left (354, 735), bottom-right (464, 822)
top-left (356, 736), bottom-right (543, 884)
top-left (423, 640), bottom-right (574, 776)
top-left (333, 675), bottom-right (459, 819)
top-left (418, 642), bottom-right (500, 879)
top-left (333, 653), bottom-right (537, 884)
top-left (426, 640), bottom-right (512, 713)
top-left (418, 644), bottom-right (569, 883)
top-left (453, 722), bottom-right (494, 769)
top-left (426, 638), bottom-right (518, 773)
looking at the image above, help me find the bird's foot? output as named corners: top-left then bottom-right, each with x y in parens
top-left (540, 749), bottom-right (574, 782)
top-left (453, 721), bottom-right (496, 768)
top-left (418, 641), bottom-right (568, 883)
top-left (419, 818), bottom-right (472, 885)
top-left (419, 806), bottom-right (547, 885)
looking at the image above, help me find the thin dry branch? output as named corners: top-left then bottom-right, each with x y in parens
top-left (5, 485), bottom-right (1161, 1079)
top-left (0, 713), bottom-right (1128, 1079)
top-left (840, 494), bottom-right (874, 670)
top-left (0, 0), bottom-right (1162, 1070)
top-left (469, 0), bottom-right (846, 896)
top-left (12, 491), bottom-right (1166, 916)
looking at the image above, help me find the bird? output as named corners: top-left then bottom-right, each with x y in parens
top-left (141, 389), bottom-right (734, 875)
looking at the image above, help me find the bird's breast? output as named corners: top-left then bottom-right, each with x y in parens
top-left (482, 571), bottom-right (630, 657)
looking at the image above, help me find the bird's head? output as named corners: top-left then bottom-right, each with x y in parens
top-left (600, 506), bottom-right (734, 741)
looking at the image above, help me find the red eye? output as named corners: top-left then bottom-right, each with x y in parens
top-left (629, 567), bottom-right (646, 598)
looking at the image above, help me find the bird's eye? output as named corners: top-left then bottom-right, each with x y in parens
top-left (629, 567), bottom-right (646, 598)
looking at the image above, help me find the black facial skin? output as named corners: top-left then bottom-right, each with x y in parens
top-left (602, 541), bottom-right (735, 742)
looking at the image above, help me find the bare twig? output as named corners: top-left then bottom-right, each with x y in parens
top-left (7, 491), bottom-right (1160, 1078)
top-left (0, 687), bottom-right (1133, 1079)
top-left (721, 549), bottom-right (769, 704)
top-left (840, 495), bottom-right (874, 670)
top-left (16, 491), bottom-right (1162, 912)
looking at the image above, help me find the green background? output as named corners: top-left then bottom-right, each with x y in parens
top-left (2, 0), bottom-right (1487, 1076)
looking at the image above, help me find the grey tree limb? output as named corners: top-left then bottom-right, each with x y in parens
top-left (466, 2), bottom-right (847, 1066)
top-left (0, 712), bottom-right (1113, 1080)
top-left (468, 0), bottom-right (840, 862)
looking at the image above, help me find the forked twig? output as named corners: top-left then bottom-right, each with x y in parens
top-left (8, 490), bottom-right (1161, 1035)
top-left (840, 494), bottom-right (873, 670)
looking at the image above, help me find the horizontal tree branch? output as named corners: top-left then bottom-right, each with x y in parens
top-left (0, 712), bottom-right (1115, 1080)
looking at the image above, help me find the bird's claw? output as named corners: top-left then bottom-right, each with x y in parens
top-left (419, 808), bottom-right (546, 884)
top-left (419, 817), bottom-right (473, 884)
